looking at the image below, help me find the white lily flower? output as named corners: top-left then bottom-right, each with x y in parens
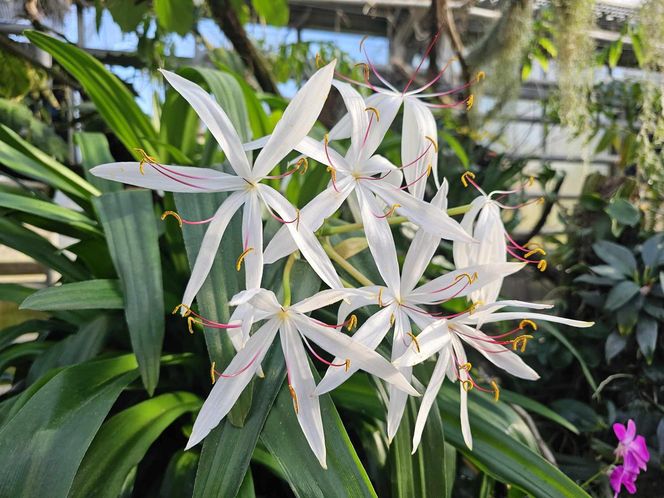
top-left (394, 300), bottom-right (594, 452)
top-left (251, 82), bottom-right (474, 292)
top-left (91, 62), bottom-right (343, 312)
top-left (453, 171), bottom-right (547, 305)
top-left (185, 287), bottom-right (418, 468)
top-left (312, 183), bottom-right (524, 441)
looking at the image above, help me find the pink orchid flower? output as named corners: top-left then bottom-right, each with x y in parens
top-left (614, 419), bottom-right (650, 473)
top-left (609, 465), bottom-right (638, 497)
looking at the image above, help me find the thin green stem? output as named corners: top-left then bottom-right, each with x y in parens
top-left (282, 252), bottom-right (297, 307)
top-left (318, 203), bottom-right (472, 236)
top-left (323, 239), bottom-right (375, 287)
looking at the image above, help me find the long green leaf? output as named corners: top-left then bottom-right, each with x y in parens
top-left (21, 279), bottom-right (123, 311)
top-left (541, 322), bottom-right (598, 391)
top-left (0, 319), bottom-right (60, 350)
top-left (69, 392), bottom-right (201, 498)
top-left (95, 190), bottom-right (164, 394)
top-left (74, 132), bottom-right (122, 192)
top-left (25, 31), bottom-right (157, 156)
top-left (0, 192), bottom-right (100, 232)
top-left (0, 355), bottom-right (139, 498)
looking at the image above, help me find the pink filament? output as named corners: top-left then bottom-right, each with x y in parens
top-left (216, 349), bottom-right (262, 378)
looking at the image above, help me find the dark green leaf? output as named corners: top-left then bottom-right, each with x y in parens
top-left (20, 280), bottom-right (123, 311)
top-left (588, 265), bottom-right (625, 280)
top-left (0, 341), bottom-right (50, 372)
top-left (606, 198), bottom-right (640, 227)
top-left (605, 280), bottom-right (640, 311)
top-left (592, 240), bottom-right (637, 277)
top-left (0, 319), bottom-right (57, 350)
top-left (154, 0), bottom-right (194, 35)
top-left (251, 0), bottom-right (289, 26)
top-left (605, 331), bottom-right (628, 362)
top-left (160, 450), bottom-right (199, 498)
top-left (0, 355), bottom-right (139, 498)
top-left (642, 233), bottom-right (664, 269)
top-left (106, 0), bottom-right (149, 32)
top-left (541, 323), bottom-right (597, 391)
top-left (636, 316), bottom-right (657, 364)
top-left (573, 274), bottom-right (616, 286)
top-left (95, 190), bottom-right (164, 394)
top-left (69, 392), bottom-right (201, 498)
top-left (500, 390), bottom-right (579, 434)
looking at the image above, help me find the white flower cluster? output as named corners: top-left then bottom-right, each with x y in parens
top-left (92, 60), bottom-right (592, 468)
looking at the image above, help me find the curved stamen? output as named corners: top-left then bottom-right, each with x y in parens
top-left (288, 384), bottom-right (299, 414)
top-left (425, 94), bottom-right (474, 110)
top-left (430, 272), bottom-right (477, 294)
top-left (172, 303), bottom-right (241, 333)
top-left (210, 350), bottom-right (262, 383)
top-left (302, 334), bottom-right (350, 369)
top-left (460, 171), bottom-right (481, 190)
top-left (323, 134), bottom-right (341, 194)
top-left (399, 164), bottom-right (432, 190)
top-left (310, 314), bottom-right (359, 332)
top-left (161, 210), bottom-right (215, 227)
top-left (406, 331), bottom-right (421, 353)
top-left (397, 140), bottom-right (434, 171)
top-left (236, 247), bottom-right (254, 271)
top-left (402, 30), bottom-right (442, 95)
top-left (264, 157), bottom-right (309, 180)
top-left (360, 36), bottom-right (399, 92)
top-left (373, 203), bottom-right (400, 219)
top-left (512, 334), bottom-right (534, 353)
top-left (415, 70), bottom-right (485, 98)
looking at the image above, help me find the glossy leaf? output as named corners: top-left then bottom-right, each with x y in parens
top-left (605, 280), bottom-right (640, 311)
top-left (0, 355), bottom-right (139, 498)
top-left (95, 190), bottom-right (164, 394)
top-left (642, 233), bottom-right (664, 269)
top-left (592, 240), bottom-right (637, 278)
top-left (636, 316), bottom-right (658, 364)
top-left (69, 392), bottom-right (201, 498)
top-left (20, 280), bottom-right (123, 311)
top-left (605, 198), bottom-right (640, 227)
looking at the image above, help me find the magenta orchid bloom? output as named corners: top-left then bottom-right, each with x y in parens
top-left (614, 419), bottom-right (650, 472)
top-left (610, 465), bottom-right (638, 497)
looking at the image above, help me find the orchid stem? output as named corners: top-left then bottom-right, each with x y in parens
top-left (282, 252), bottom-right (298, 307)
top-left (318, 204), bottom-right (472, 236)
top-left (323, 238), bottom-right (375, 287)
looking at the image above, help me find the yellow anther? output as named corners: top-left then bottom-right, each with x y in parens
top-left (365, 106), bottom-right (380, 121)
top-left (296, 157), bottom-right (309, 175)
top-left (344, 359), bottom-right (351, 372)
top-left (528, 176), bottom-right (535, 187)
top-left (537, 259), bottom-right (548, 272)
top-left (326, 166), bottom-right (337, 183)
top-left (512, 334), bottom-right (534, 353)
top-left (425, 135), bottom-right (439, 152)
top-left (491, 380), bottom-right (500, 402)
top-left (469, 300), bottom-right (483, 315)
top-left (524, 247), bottom-right (547, 259)
top-left (384, 203), bottom-right (400, 218)
top-left (461, 171), bottom-right (476, 187)
top-left (476, 70), bottom-right (486, 81)
top-left (172, 303), bottom-right (192, 317)
top-left (519, 319), bottom-right (538, 331)
top-left (161, 210), bottom-right (183, 227)
top-left (187, 316), bottom-right (199, 334)
top-left (134, 148), bottom-right (158, 175)
top-left (315, 53), bottom-right (324, 68)
top-left (458, 362), bottom-right (472, 372)
top-left (426, 164), bottom-right (432, 176)
top-left (377, 288), bottom-right (384, 307)
top-left (288, 384), bottom-right (299, 414)
top-left (537, 197), bottom-right (545, 205)
top-left (466, 94), bottom-right (474, 111)
top-left (347, 314), bottom-right (358, 331)
top-left (462, 380), bottom-right (474, 392)
top-left (406, 332), bottom-right (420, 353)
top-left (210, 362), bottom-right (216, 384)
top-left (390, 313), bottom-right (395, 326)
top-left (236, 247), bottom-right (254, 271)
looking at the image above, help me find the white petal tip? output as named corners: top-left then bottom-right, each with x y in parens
top-left (318, 455), bottom-right (328, 469)
top-left (184, 438), bottom-right (198, 451)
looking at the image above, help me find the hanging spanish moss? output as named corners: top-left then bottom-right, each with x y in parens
top-left (636, 0), bottom-right (664, 227)
top-left (552, 0), bottom-right (596, 131)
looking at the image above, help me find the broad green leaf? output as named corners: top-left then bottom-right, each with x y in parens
top-left (0, 218), bottom-right (88, 281)
top-left (74, 132), bottom-right (122, 192)
top-left (642, 233), bottom-right (664, 269)
top-left (0, 124), bottom-right (99, 202)
top-left (0, 341), bottom-right (50, 372)
top-left (588, 264), bottom-right (624, 280)
top-left (390, 396), bottom-right (448, 498)
top-left (251, 0), bottom-right (289, 26)
top-left (0, 355), bottom-right (139, 498)
top-left (606, 331), bottom-right (628, 362)
top-left (95, 190), bottom-right (164, 394)
top-left (20, 280), bottom-right (123, 311)
top-left (260, 380), bottom-right (377, 498)
top-left (25, 31), bottom-right (157, 156)
top-left (592, 240), bottom-right (637, 277)
top-left (0, 192), bottom-right (100, 235)
top-left (69, 392), bottom-right (201, 498)
top-left (26, 314), bottom-right (111, 383)
top-left (605, 280), bottom-right (640, 311)
top-left (192, 261), bottom-right (319, 498)
top-left (154, 0), bottom-right (195, 35)
top-left (605, 198), bottom-right (640, 227)
top-left (636, 316), bottom-right (657, 364)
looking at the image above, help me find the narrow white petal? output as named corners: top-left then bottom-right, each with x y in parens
top-left (370, 181), bottom-right (475, 244)
top-left (399, 181), bottom-right (450, 295)
top-left (229, 288), bottom-right (281, 314)
top-left (182, 192), bottom-right (247, 308)
top-left (452, 196), bottom-right (486, 269)
top-left (281, 320), bottom-right (327, 468)
top-left (451, 336), bottom-right (473, 450)
top-left (363, 155), bottom-right (404, 189)
top-left (394, 319), bottom-right (451, 367)
top-left (242, 135), bottom-right (270, 151)
top-left (387, 311), bottom-right (412, 442)
top-left (253, 61), bottom-right (336, 179)
top-left (263, 176), bottom-right (354, 264)
top-left (337, 286), bottom-right (383, 325)
top-left (186, 319), bottom-right (279, 449)
top-left (295, 313), bottom-right (418, 397)
top-left (90, 162), bottom-right (246, 193)
top-left (355, 185), bottom-right (401, 292)
top-left (412, 347), bottom-right (450, 452)
top-left (402, 98), bottom-right (437, 199)
top-left (241, 192), bottom-right (264, 289)
top-left (466, 311), bottom-right (594, 328)
top-left (294, 136), bottom-right (349, 172)
top-left (291, 289), bottom-right (354, 315)
top-left (332, 80), bottom-right (369, 164)
top-left (259, 185), bottom-right (343, 289)
top-left (160, 70), bottom-right (252, 178)
top-left (410, 263), bottom-right (525, 305)
top-left (358, 93), bottom-right (402, 163)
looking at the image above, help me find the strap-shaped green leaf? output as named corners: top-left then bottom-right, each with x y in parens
top-left (95, 190), bottom-right (164, 394)
top-left (69, 392), bottom-right (201, 498)
top-left (74, 132), bottom-right (122, 193)
top-left (0, 355), bottom-right (139, 498)
top-left (20, 280), bottom-right (123, 311)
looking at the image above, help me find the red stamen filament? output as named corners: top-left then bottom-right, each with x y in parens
top-left (211, 350), bottom-right (262, 380)
top-left (402, 30), bottom-right (441, 94)
top-left (301, 335), bottom-right (348, 368)
top-left (399, 164), bottom-right (431, 190)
